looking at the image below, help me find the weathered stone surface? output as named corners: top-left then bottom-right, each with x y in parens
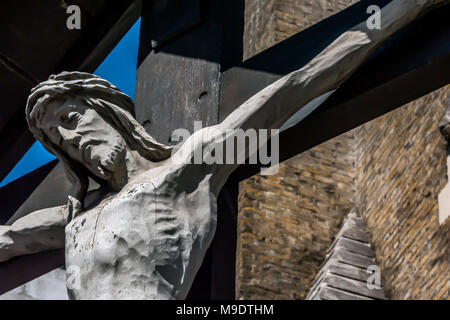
top-left (2, 2), bottom-right (433, 298)
top-left (0, 0), bottom-right (446, 300)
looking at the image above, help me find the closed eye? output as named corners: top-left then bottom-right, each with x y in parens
top-left (61, 112), bottom-right (80, 124)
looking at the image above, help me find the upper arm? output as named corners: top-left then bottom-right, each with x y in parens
top-left (169, 125), bottom-right (238, 193)
top-left (0, 205), bottom-right (66, 263)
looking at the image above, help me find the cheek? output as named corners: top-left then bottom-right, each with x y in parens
top-left (96, 127), bottom-right (125, 148)
top-left (90, 139), bottom-right (125, 163)
top-left (110, 132), bottom-right (126, 148)
top-left (90, 144), bottom-right (115, 160)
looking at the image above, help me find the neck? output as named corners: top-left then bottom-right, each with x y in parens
top-left (108, 148), bottom-right (155, 190)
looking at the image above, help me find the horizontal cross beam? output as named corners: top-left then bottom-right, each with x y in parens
top-left (227, 1), bottom-right (450, 181)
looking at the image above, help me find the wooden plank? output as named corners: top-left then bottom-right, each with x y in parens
top-left (135, 1), bottom-right (222, 145)
top-left (307, 210), bottom-right (387, 300)
top-left (327, 264), bottom-right (374, 283)
top-left (210, 178), bottom-right (238, 299)
top-left (140, 0), bottom-right (202, 50)
top-left (341, 228), bottom-right (370, 244)
top-left (0, 60), bottom-right (36, 181)
top-left (135, 0), bottom-right (244, 300)
top-left (327, 238), bottom-right (374, 258)
top-left (330, 248), bottom-right (376, 270)
top-left (322, 274), bottom-right (386, 300)
top-left (0, 160), bottom-right (58, 224)
top-left (315, 286), bottom-right (373, 300)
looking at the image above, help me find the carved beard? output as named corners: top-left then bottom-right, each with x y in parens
top-left (100, 144), bottom-right (125, 178)
top-left (83, 140), bottom-right (126, 180)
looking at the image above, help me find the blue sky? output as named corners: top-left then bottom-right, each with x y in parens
top-left (0, 19), bottom-right (141, 188)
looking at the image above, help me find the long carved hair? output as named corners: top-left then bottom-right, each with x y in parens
top-left (25, 71), bottom-right (173, 219)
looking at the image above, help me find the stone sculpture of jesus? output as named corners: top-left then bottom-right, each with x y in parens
top-left (0, 0), bottom-right (444, 299)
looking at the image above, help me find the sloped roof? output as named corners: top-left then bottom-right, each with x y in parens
top-left (306, 209), bottom-right (387, 300)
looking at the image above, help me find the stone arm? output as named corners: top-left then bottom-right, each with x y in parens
top-left (219, 0), bottom-right (445, 134)
top-left (0, 205), bottom-right (67, 263)
top-left (178, 0), bottom-right (448, 193)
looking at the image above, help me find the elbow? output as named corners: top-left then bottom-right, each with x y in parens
top-left (0, 226), bottom-right (14, 262)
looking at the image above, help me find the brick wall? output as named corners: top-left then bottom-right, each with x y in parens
top-left (243, 0), bottom-right (277, 60)
top-left (355, 87), bottom-right (450, 299)
top-left (238, 0), bottom-right (449, 300)
top-left (237, 0), bottom-right (357, 300)
top-left (237, 135), bottom-right (356, 299)
top-left (273, 0), bottom-right (357, 42)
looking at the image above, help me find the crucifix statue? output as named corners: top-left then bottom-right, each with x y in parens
top-left (0, 0), bottom-right (445, 299)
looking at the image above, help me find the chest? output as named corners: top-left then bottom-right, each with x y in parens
top-left (64, 177), bottom-right (217, 273)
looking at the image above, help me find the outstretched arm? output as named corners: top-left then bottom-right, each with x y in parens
top-left (0, 205), bottom-right (67, 263)
top-left (173, 0), bottom-right (446, 193)
top-left (219, 0), bottom-right (446, 133)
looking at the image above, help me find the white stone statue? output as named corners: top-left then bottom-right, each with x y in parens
top-left (0, 0), bottom-right (445, 299)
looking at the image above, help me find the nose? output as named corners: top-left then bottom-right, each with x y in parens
top-left (58, 126), bottom-right (81, 147)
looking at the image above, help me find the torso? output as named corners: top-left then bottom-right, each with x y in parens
top-left (65, 163), bottom-right (218, 300)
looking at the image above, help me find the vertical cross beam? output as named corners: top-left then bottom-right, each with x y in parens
top-left (135, 0), bottom-right (244, 299)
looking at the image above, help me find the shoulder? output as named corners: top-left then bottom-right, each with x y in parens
top-left (170, 125), bottom-right (228, 164)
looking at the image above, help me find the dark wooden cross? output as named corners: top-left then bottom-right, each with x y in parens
top-left (0, 0), bottom-right (449, 298)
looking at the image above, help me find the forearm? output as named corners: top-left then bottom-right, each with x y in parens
top-left (0, 205), bottom-right (67, 263)
top-left (220, 0), bottom-right (446, 132)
